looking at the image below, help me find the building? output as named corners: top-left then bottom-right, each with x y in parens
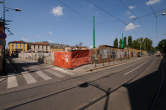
top-left (30, 41), bottom-right (50, 53)
top-left (8, 41), bottom-right (29, 56)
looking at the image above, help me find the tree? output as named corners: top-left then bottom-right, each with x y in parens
top-left (132, 40), bottom-right (139, 49)
top-left (113, 38), bottom-right (118, 48)
top-left (119, 39), bottom-right (122, 48)
top-left (124, 36), bottom-right (127, 48)
top-left (157, 39), bottom-right (166, 53)
top-left (143, 38), bottom-right (153, 51)
top-left (128, 36), bottom-right (132, 48)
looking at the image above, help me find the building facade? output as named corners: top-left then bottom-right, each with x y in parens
top-left (30, 41), bottom-right (50, 53)
top-left (8, 41), bottom-right (29, 56)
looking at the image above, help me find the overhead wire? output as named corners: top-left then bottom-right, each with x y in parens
top-left (119, 0), bottom-right (137, 21)
top-left (57, 0), bottom-right (81, 16)
top-left (85, 0), bottom-right (128, 25)
top-left (146, 0), bottom-right (159, 41)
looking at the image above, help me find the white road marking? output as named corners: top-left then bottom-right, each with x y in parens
top-left (7, 75), bottom-right (18, 88)
top-left (22, 73), bottom-right (37, 84)
top-left (0, 78), bottom-right (5, 82)
top-left (45, 69), bottom-right (65, 78)
top-left (51, 67), bottom-right (74, 76)
top-left (124, 62), bottom-right (146, 75)
top-left (36, 71), bottom-right (52, 80)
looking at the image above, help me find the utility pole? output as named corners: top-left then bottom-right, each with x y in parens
top-left (93, 16), bottom-right (95, 48)
top-left (0, 0), bottom-right (21, 73)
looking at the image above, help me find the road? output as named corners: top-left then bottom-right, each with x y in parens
top-left (0, 56), bottom-right (162, 110)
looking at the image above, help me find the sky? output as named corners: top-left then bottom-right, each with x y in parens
top-left (2, 0), bottom-right (166, 47)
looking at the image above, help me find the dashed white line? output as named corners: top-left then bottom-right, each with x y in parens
top-left (36, 71), bottom-right (52, 80)
top-left (7, 75), bottom-right (18, 89)
top-left (22, 72), bottom-right (37, 84)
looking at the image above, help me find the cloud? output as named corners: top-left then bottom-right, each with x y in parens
top-left (128, 5), bottom-right (135, 10)
top-left (52, 5), bottom-right (63, 16)
top-left (146, 0), bottom-right (160, 5)
top-left (129, 15), bottom-right (136, 20)
top-left (125, 22), bottom-right (140, 31)
top-left (48, 32), bottom-right (53, 36)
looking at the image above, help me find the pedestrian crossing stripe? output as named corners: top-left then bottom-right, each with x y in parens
top-left (7, 75), bottom-right (18, 88)
top-left (22, 72), bottom-right (37, 84)
top-left (36, 71), bottom-right (52, 80)
top-left (45, 69), bottom-right (65, 78)
top-left (51, 67), bottom-right (75, 76)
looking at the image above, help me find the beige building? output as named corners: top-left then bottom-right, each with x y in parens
top-left (30, 41), bottom-right (50, 52)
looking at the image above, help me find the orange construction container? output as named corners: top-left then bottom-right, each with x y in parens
top-left (54, 50), bottom-right (90, 69)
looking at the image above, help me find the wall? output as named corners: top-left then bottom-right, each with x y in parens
top-left (19, 52), bottom-right (54, 65)
top-left (90, 47), bottom-right (143, 64)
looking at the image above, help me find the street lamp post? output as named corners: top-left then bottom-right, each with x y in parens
top-left (0, 0), bottom-right (21, 73)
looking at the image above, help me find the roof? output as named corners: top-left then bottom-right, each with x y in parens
top-left (99, 45), bottom-right (114, 48)
top-left (30, 41), bottom-right (49, 45)
top-left (8, 41), bottom-right (27, 44)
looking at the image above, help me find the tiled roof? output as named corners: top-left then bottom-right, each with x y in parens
top-left (8, 41), bottom-right (27, 44)
top-left (30, 41), bottom-right (49, 45)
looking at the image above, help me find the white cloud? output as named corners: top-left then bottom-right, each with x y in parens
top-left (129, 15), bottom-right (136, 20)
top-left (125, 22), bottom-right (140, 31)
top-left (48, 32), bottom-right (53, 36)
top-left (52, 5), bottom-right (63, 16)
top-left (128, 5), bottom-right (135, 10)
top-left (146, 0), bottom-right (160, 5)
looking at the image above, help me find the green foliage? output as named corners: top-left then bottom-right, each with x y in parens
top-left (156, 39), bottom-right (166, 53)
top-left (119, 39), bottom-right (122, 48)
top-left (124, 36), bottom-right (127, 48)
top-left (114, 35), bottom-right (154, 51)
top-left (113, 38), bottom-right (118, 48)
top-left (128, 36), bottom-right (132, 48)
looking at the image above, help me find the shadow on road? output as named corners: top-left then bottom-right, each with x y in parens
top-left (123, 56), bottom-right (166, 110)
top-left (5, 57), bottom-right (45, 75)
top-left (124, 70), bottom-right (160, 110)
top-left (6, 61), bottom-right (40, 75)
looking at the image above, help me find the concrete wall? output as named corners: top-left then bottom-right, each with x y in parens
top-left (90, 47), bottom-right (142, 64)
top-left (19, 52), bottom-right (54, 65)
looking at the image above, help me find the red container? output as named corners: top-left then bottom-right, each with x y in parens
top-left (54, 50), bottom-right (90, 69)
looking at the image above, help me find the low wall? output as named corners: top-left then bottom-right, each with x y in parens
top-left (54, 50), bottom-right (90, 69)
top-left (90, 47), bottom-right (143, 64)
top-left (19, 52), bottom-right (54, 64)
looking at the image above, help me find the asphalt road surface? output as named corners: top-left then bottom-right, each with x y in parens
top-left (0, 56), bottom-right (162, 110)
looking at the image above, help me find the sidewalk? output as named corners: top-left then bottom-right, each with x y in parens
top-left (52, 57), bottom-right (144, 76)
top-left (16, 57), bottom-right (144, 77)
top-left (71, 57), bottom-right (140, 73)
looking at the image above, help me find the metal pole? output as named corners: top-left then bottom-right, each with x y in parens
top-left (93, 16), bottom-right (95, 48)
